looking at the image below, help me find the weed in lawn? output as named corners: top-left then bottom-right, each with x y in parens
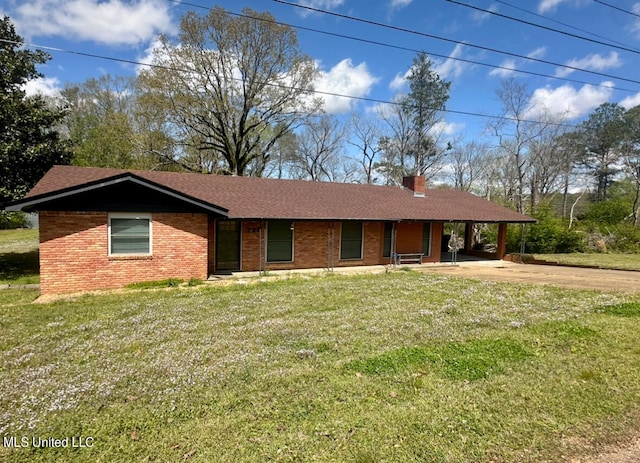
top-left (598, 302), bottom-right (640, 317)
top-left (125, 278), bottom-right (184, 289)
top-left (346, 338), bottom-right (533, 381)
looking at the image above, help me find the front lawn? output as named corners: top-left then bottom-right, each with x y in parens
top-left (535, 252), bottom-right (640, 271)
top-left (1, 273), bottom-right (640, 462)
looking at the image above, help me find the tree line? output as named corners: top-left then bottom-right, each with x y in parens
top-left (1, 9), bottom-right (640, 242)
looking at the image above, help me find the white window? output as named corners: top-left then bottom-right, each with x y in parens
top-left (108, 213), bottom-right (152, 256)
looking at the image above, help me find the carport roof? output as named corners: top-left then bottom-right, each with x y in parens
top-left (7, 165), bottom-right (535, 223)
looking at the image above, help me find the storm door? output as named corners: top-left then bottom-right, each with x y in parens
top-left (215, 220), bottom-right (241, 272)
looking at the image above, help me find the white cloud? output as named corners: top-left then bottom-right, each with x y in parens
top-left (23, 76), bottom-right (62, 97)
top-left (489, 59), bottom-right (517, 78)
top-left (434, 43), bottom-right (469, 80)
top-left (314, 59), bottom-right (379, 114)
top-left (296, 0), bottom-right (345, 16)
top-left (527, 47), bottom-right (547, 60)
top-left (555, 52), bottom-right (622, 78)
top-left (525, 82), bottom-right (614, 120)
top-left (619, 92), bottom-right (640, 110)
top-left (390, 0), bottom-right (413, 9)
top-left (538, 0), bottom-right (590, 13)
top-left (389, 71), bottom-right (409, 92)
top-left (489, 47), bottom-right (546, 78)
top-left (538, 0), bottom-right (567, 13)
top-left (471, 3), bottom-right (498, 24)
top-left (14, 0), bottom-right (175, 45)
top-left (431, 120), bottom-right (465, 136)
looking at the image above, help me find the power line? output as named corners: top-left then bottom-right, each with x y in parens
top-left (272, 0), bottom-right (640, 85)
top-left (0, 37), bottom-right (578, 128)
top-left (593, 0), bottom-right (640, 19)
top-left (164, 0), bottom-right (638, 94)
top-left (495, 0), bottom-right (640, 51)
top-left (446, 0), bottom-right (640, 56)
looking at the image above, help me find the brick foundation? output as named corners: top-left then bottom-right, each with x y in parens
top-left (39, 211), bottom-right (208, 294)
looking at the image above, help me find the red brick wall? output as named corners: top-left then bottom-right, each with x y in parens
top-left (39, 211), bottom-right (208, 294)
top-left (239, 220), bottom-right (391, 271)
top-left (423, 222), bottom-right (443, 263)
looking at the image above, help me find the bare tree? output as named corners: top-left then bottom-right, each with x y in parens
top-left (489, 78), bottom-right (553, 213)
top-left (290, 115), bottom-right (346, 181)
top-left (447, 140), bottom-right (491, 192)
top-left (348, 112), bottom-right (383, 184)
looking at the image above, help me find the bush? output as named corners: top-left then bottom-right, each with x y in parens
top-left (0, 212), bottom-right (29, 229)
top-left (523, 209), bottom-right (584, 254)
top-left (584, 199), bottom-right (630, 226)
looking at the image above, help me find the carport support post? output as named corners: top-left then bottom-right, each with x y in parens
top-left (464, 222), bottom-right (474, 254)
top-left (497, 223), bottom-right (508, 259)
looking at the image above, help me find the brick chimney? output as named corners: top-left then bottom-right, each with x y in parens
top-left (402, 175), bottom-right (426, 197)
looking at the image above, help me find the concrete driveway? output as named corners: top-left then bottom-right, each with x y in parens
top-left (418, 260), bottom-right (640, 293)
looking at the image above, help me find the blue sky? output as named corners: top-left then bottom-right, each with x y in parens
top-left (4, 0), bottom-right (640, 143)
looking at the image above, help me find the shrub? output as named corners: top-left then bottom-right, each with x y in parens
top-left (523, 209), bottom-right (584, 254)
top-left (584, 199), bottom-right (630, 226)
top-left (0, 212), bottom-right (29, 229)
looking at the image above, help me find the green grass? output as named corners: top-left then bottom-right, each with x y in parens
top-left (2, 272), bottom-right (640, 463)
top-left (535, 252), bottom-right (640, 270)
top-left (0, 229), bottom-right (39, 284)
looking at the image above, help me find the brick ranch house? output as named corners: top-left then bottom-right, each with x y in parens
top-left (5, 165), bottom-right (534, 295)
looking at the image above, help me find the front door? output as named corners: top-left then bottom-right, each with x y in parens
top-left (215, 220), bottom-right (241, 272)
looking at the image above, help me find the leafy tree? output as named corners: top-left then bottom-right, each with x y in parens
top-left (0, 16), bottom-right (71, 204)
top-left (621, 105), bottom-right (640, 226)
top-left (379, 52), bottom-right (451, 183)
top-left (403, 53), bottom-right (451, 176)
top-left (137, 7), bottom-right (319, 175)
top-left (574, 102), bottom-right (625, 202)
top-left (62, 75), bottom-right (137, 168)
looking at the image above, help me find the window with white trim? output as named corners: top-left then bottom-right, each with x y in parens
top-left (109, 213), bottom-right (152, 256)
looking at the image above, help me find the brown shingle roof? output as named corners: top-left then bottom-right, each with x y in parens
top-left (21, 165), bottom-right (534, 223)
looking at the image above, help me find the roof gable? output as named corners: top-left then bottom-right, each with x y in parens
top-left (5, 171), bottom-right (228, 215)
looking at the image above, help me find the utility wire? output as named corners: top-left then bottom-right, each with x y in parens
top-left (0, 37), bottom-right (578, 128)
top-left (165, 0), bottom-right (638, 94)
top-left (495, 0), bottom-right (640, 52)
top-left (593, 0), bottom-right (640, 19)
top-left (272, 0), bottom-right (640, 85)
top-left (446, 0), bottom-right (640, 56)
